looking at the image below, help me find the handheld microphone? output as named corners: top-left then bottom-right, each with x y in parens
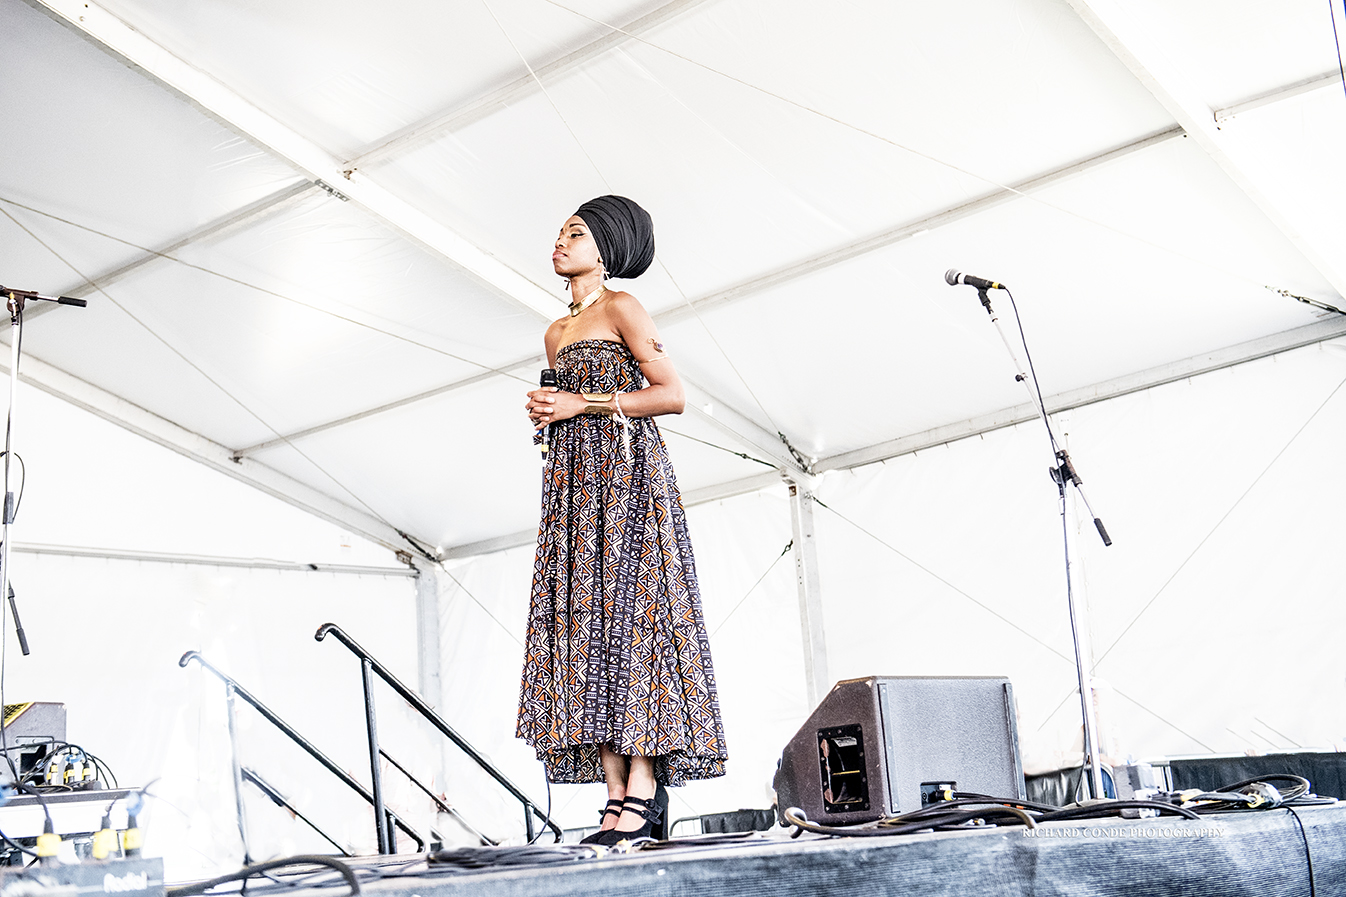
top-left (944, 269), bottom-right (1005, 291)
top-left (538, 369), bottom-right (557, 461)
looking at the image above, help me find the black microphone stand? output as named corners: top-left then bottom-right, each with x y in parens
top-left (0, 287), bottom-right (88, 657)
top-left (972, 285), bottom-right (1113, 801)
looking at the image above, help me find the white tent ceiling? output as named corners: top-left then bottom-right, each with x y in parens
top-left (3, 0), bottom-right (1344, 558)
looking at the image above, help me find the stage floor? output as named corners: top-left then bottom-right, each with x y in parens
top-left (255, 802), bottom-right (1346, 897)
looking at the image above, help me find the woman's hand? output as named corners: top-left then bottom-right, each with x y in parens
top-left (526, 388), bottom-right (588, 428)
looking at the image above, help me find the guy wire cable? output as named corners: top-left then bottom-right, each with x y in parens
top-left (820, 482), bottom-right (1211, 753)
top-left (543, 0), bottom-right (1330, 300)
top-left (811, 495), bottom-right (1076, 667)
top-left (817, 486), bottom-right (1206, 749)
top-left (0, 205), bottom-right (416, 551)
top-left (1094, 368), bottom-right (1346, 668)
top-left (0, 196), bottom-right (537, 389)
top-left (480, 0), bottom-right (796, 454)
top-left (478, 0), bottom-right (611, 201)
top-left (659, 426), bottom-right (778, 467)
top-left (432, 559), bottom-right (525, 650)
top-left (1032, 682), bottom-right (1215, 754)
top-left (709, 539), bottom-right (793, 638)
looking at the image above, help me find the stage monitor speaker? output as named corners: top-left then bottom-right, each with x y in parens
top-left (774, 676), bottom-right (1024, 825)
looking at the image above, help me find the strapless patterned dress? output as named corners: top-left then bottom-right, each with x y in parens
top-left (516, 339), bottom-right (726, 785)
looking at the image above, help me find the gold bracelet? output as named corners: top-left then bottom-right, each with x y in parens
top-left (581, 392), bottom-right (615, 415)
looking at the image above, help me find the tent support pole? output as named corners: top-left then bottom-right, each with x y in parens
top-left (414, 561), bottom-right (443, 710)
top-left (788, 476), bottom-right (830, 708)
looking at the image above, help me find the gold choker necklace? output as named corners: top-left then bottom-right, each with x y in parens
top-left (568, 283), bottom-right (607, 317)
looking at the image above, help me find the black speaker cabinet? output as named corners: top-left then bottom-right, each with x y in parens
top-left (774, 676), bottom-right (1024, 825)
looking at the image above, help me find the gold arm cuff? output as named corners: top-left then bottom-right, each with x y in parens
top-left (581, 392), bottom-right (615, 415)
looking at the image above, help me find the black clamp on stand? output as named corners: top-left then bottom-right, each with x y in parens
top-left (1050, 448), bottom-right (1111, 547)
top-left (948, 270), bottom-right (1113, 800)
top-left (0, 286), bottom-right (87, 657)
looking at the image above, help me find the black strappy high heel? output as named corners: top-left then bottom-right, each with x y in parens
top-left (579, 799), bottom-right (626, 844)
top-left (594, 782), bottom-right (668, 845)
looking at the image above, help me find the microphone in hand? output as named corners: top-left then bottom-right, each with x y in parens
top-left (538, 368), bottom-right (557, 460)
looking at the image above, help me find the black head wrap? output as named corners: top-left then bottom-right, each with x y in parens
top-left (574, 195), bottom-right (655, 280)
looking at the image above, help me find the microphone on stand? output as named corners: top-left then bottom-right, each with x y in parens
top-left (0, 286), bottom-right (87, 307)
top-left (944, 269), bottom-right (1006, 291)
top-left (538, 369), bottom-right (557, 461)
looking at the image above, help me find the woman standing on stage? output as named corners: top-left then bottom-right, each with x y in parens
top-left (516, 195), bottom-right (727, 845)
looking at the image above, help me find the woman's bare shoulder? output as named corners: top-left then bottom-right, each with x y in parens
top-left (604, 289), bottom-right (652, 321)
top-left (543, 318), bottom-right (567, 362)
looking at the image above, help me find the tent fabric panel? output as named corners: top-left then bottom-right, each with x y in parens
top-left (361, 0), bottom-right (1178, 311)
top-left (1113, 0), bottom-right (1343, 110)
top-left (93, 0), bottom-right (659, 158)
top-left (1215, 90), bottom-right (1346, 290)
top-left (659, 135), bottom-right (1329, 466)
top-left (0, 1), bottom-right (302, 254)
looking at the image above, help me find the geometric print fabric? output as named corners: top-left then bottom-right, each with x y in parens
top-left (515, 339), bottom-right (727, 785)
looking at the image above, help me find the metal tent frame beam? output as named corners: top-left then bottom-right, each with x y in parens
top-left (1213, 70), bottom-right (1345, 126)
top-left (1064, 0), bottom-right (1346, 298)
top-left (29, 0), bottom-right (808, 506)
top-left (816, 315), bottom-right (1346, 474)
top-left (20, 182), bottom-right (315, 324)
top-left (439, 468), bottom-right (786, 560)
top-left (440, 315), bottom-right (1346, 558)
top-left (27, 0), bottom-right (1346, 566)
top-left (7, 353), bottom-right (420, 553)
top-left (29, 0), bottom-right (563, 321)
top-left (655, 125), bottom-right (1185, 330)
top-left (228, 126), bottom-right (1184, 461)
top-left (228, 351), bottom-right (807, 475)
top-left (29, 0), bottom-right (1192, 487)
top-left (11, 542), bottom-right (416, 576)
top-left (342, 0), bottom-right (718, 170)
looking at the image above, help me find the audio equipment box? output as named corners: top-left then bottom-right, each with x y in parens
top-left (774, 676), bottom-right (1025, 825)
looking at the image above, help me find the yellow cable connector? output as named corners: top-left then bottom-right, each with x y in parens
top-left (36, 830), bottom-right (61, 860)
top-left (121, 826), bottom-right (143, 856)
top-left (92, 814), bottom-right (117, 860)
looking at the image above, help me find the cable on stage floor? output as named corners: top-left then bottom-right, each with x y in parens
top-left (166, 855), bottom-right (360, 897)
top-left (779, 777), bottom-right (1339, 840)
top-left (427, 844), bottom-right (605, 869)
top-left (160, 777), bottom-right (1342, 891)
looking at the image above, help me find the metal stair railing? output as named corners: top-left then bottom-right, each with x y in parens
top-left (380, 748), bottom-right (495, 847)
top-left (242, 767), bottom-right (349, 856)
top-left (314, 623), bottom-right (562, 845)
top-left (180, 650), bottom-right (429, 856)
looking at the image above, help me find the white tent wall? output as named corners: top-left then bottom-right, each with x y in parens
top-left (812, 338), bottom-right (1346, 767)
top-left (1, 387), bottom-right (446, 879)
